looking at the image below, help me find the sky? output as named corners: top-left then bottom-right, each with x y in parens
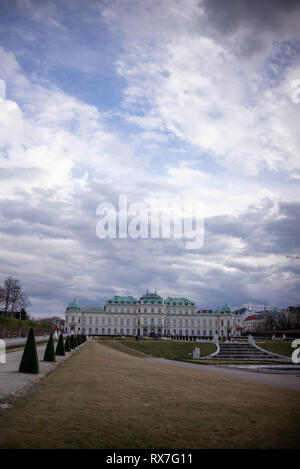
top-left (0, 0), bottom-right (300, 316)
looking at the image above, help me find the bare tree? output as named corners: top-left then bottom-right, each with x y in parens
top-left (9, 278), bottom-right (22, 313)
top-left (2, 276), bottom-right (17, 313)
top-left (277, 315), bottom-right (289, 331)
top-left (18, 292), bottom-right (31, 312)
top-left (1, 276), bottom-right (31, 317)
top-left (0, 284), bottom-right (5, 309)
top-left (264, 314), bottom-right (276, 331)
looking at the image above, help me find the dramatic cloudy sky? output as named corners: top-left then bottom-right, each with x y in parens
top-left (0, 0), bottom-right (300, 316)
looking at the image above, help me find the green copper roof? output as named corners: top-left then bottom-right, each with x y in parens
top-left (220, 304), bottom-right (232, 313)
top-left (140, 292), bottom-right (163, 303)
top-left (67, 299), bottom-right (80, 310)
top-left (84, 306), bottom-right (104, 312)
top-left (107, 295), bottom-right (138, 304)
top-left (164, 297), bottom-right (195, 306)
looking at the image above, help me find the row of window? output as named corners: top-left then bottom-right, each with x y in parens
top-left (106, 308), bottom-right (196, 314)
top-left (167, 319), bottom-right (231, 327)
top-left (69, 327), bottom-right (230, 337)
top-left (67, 316), bottom-right (232, 327)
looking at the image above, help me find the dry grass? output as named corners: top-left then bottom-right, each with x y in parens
top-left (0, 340), bottom-right (299, 449)
top-left (101, 340), bottom-right (149, 358)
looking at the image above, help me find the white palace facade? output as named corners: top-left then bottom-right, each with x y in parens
top-left (64, 292), bottom-right (236, 338)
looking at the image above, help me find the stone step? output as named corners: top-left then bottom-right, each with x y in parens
top-left (217, 352), bottom-right (270, 356)
top-left (216, 353), bottom-right (271, 358)
top-left (220, 347), bottom-right (258, 352)
top-left (218, 352), bottom-right (270, 357)
top-left (216, 353), bottom-right (270, 358)
top-left (218, 351), bottom-right (270, 355)
top-left (218, 352), bottom-right (268, 356)
top-left (212, 342), bottom-right (284, 361)
top-left (214, 357), bottom-right (279, 361)
top-left (218, 350), bottom-right (269, 352)
top-left (219, 346), bottom-right (258, 349)
top-left (219, 347), bottom-right (266, 349)
top-left (219, 345), bottom-right (258, 348)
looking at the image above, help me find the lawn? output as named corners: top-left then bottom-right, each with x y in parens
top-left (0, 340), bottom-right (299, 448)
top-left (102, 338), bottom-right (216, 360)
top-left (258, 341), bottom-right (293, 358)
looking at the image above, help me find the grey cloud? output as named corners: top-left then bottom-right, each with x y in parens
top-left (1, 189), bottom-right (299, 314)
top-left (1, 182), bottom-right (300, 315)
top-left (201, 0), bottom-right (300, 57)
top-left (205, 200), bottom-right (300, 256)
top-left (202, 0), bottom-right (300, 35)
top-left (0, 166), bottom-right (42, 179)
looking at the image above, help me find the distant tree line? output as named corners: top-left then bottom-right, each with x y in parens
top-left (255, 313), bottom-right (300, 331)
top-left (0, 275), bottom-right (31, 319)
top-left (36, 316), bottom-right (65, 329)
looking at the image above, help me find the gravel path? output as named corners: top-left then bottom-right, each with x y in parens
top-left (0, 344), bottom-right (83, 407)
top-left (149, 357), bottom-right (300, 392)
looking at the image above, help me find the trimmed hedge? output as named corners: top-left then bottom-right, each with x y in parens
top-left (43, 333), bottom-right (55, 362)
top-left (0, 315), bottom-right (49, 328)
top-left (65, 335), bottom-right (71, 352)
top-left (70, 334), bottom-right (75, 349)
top-left (55, 333), bottom-right (65, 356)
top-left (19, 328), bottom-right (39, 374)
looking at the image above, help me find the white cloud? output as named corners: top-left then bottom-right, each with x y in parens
top-left (0, 47), bottom-right (143, 200)
top-left (106, 2), bottom-right (300, 177)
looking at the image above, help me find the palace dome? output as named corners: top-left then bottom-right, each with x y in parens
top-left (140, 291), bottom-right (163, 303)
top-left (67, 299), bottom-right (80, 310)
top-left (220, 304), bottom-right (231, 314)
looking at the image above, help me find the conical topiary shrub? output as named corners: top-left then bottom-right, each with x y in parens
top-left (78, 334), bottom-right (82, 345)
top-left (74, 335), bottom-right (78, 347)
top-left (64, 335), bottom-right (71, 352)
top-left (55, 333), bottom-right (65, 356)
top-left (19, 328), bottom-right (39, 374)
top-left (70, 334), bottom-right (75, 349)
top-left (43, 334), bottom-right (56, 362)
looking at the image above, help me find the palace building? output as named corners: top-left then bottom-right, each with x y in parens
top-left (64, 291), bottom-right (236, 338)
